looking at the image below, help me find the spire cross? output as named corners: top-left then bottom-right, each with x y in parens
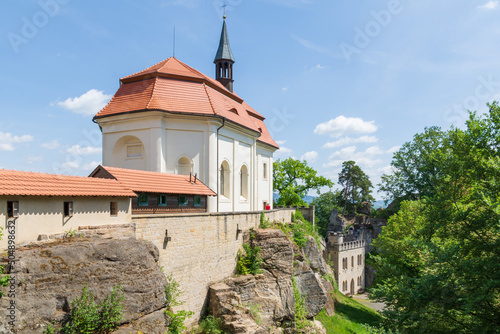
top-left (222, 1), bottom-right (227, 19)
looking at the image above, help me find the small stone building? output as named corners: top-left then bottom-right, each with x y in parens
top-left (326, 231), bottom-right (366, 295)
top-left (90, 165), bottom-right (216, 214)
top-left (0, 169), bottom-right (135, 249)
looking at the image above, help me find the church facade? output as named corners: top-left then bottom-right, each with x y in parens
top-left (93, 19), bottom-right (278, 213)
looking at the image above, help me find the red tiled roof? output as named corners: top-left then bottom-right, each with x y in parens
top-left (0, 169), bottom-right (136, 197)
top-left (91, 166), bottom-right (216, 196)
top-left (94, 57), bottom-right (278, 149)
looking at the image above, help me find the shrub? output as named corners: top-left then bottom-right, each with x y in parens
top-left (259, 212), bottom-right (271, 229)
top-left (292, 276), bottom-right (310, 330)
top-left (164, 275), bottom-right (194, 334)
top-left (236, 243), bottom-right (263, 275)
top-left (199, 315), bottom-right (225, 334)
top-left (63, 284), bottom-right (124, 334)
top-left (166, 309), bottom-right (194, 334)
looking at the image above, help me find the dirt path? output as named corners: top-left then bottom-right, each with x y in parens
top-left (353, 293), bottom-right (386, 312)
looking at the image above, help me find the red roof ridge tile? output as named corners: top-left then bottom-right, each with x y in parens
top-left (202, 83), bottom-right (217, 116)
top-left (146, 76), bottom-right (158, 110)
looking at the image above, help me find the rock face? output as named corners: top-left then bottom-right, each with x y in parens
top-left (0, 238), bottom-right (167, 333)
top-left (209, 229), bottom-right (335, 333)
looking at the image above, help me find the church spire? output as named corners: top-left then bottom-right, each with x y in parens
top-left (214, 16), bottom-right (235, 92)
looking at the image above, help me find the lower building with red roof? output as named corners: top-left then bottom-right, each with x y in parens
top-left (90, 165), bottom-right (216, 214)
top-left (0, 169), bottom-right (135, 249)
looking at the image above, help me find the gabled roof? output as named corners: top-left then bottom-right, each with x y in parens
top-left (90, 166), bottom-right (217, 196)
top-left (93, 57), bottom-right (278, 150)
top-left (0, 169), bottom-right (136, 197)
top-left (214, 19), bottom-right (235, 62)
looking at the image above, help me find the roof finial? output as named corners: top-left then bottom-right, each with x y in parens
top-left (223, 1), bottom-right (227, 19)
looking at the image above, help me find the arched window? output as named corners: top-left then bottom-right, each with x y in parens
top-left (177, 156), bottom-right (192, 175)
top-left (220, 161), bottom-right (230, 198)
top-left (240, 165), bottom-right (248, 200)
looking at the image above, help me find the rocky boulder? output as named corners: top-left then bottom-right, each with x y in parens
top-left (209, 229), bottom-right (335, 333)
top-left (0, 238), bottom-right (167, 333)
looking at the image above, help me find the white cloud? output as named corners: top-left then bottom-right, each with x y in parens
top-left (314, 116), bottom-right (377, 138)
top-left (324, 145), bottom-right (384, 169)
top-left (66, 145), bottom-right (102, 156)
top-left (323, 135), bottom-right (379, 148)
top-left (477, 0), bottom-right (498, 9)
top-left (0, 132), bottom-right (34, 151)
top-left (57, 89), bottom-right (112, 116)
top-left (275, 140), bottom-right (287, 145)
top-left (300, 151), bottom-right (318, 162)
top-left (282, 87), bottom-right (288, 92)
top-left (275, 146), bottom-right (293, 158)
top-left (306, 64), bottom-right (328, 73)
top-left (386, 145), bottom-right (401, 154)
top-left (41, 140), bottom-right (60, 150)
top-left (82, 161), bottom-right (100, 171)
top-left (61, 160), bottom-right (100, 172)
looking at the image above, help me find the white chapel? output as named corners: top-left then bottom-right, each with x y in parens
top-left (93, 18), bottom-right (279, 213)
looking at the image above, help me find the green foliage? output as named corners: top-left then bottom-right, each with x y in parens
top-left (0, 228), bottom-right (10, 297)
top-left (338, 160), bottom-right (374, 216)
top-left (164, 275), bottom-right (194, 334)
top-left (199, 315), bottom-right (225, 334)
top-left (236, 243), bottom-right (263, 275)
top-left (63, 284), bottom-right (124, 334)
top-left (166, 309), bottom-right (194, 334)
top-left (165, 274), bottom-right (183, 309)
top-left (0, 264), bottom-right (9, 298)
top-left (316, 282), bottom-right (384, 334)
top-left (311, 190), bottom-right (343, 236)
top-left (64, 228), bottom-right (82, 239)
top-left (289, 211), bottom-right (321, 248)
top-left (43, 323), bottom-right (56, 334)
top-left (245, 302), bottom-right (263, 325)
top-left (372, 102), bottom-right (500, 333)
top-left (273, 157), bottom-right (333, 206)
top-left (292, 276), bottom-right (310, 331)
top-left (259, 212), bottom-right (271, 229)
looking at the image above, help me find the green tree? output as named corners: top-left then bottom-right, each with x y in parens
top-left (378, 126), bottom-right (445, 205)
top-left (273, 157), bottom-right (333, 206)
top-left (338, 161), bottom-right (374, 216)
top-left (371, 102), bottom-right (500, 333)
top-left (311, 190), bottom-right (342, 236)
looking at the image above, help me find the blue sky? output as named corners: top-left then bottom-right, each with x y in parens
top-left (1, 0), bottom-right (499, 200)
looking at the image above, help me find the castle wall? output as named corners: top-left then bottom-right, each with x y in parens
top-left (132, 208), bottom-right (294, 321)
top-left (327, 237), bottom-right (365, 295)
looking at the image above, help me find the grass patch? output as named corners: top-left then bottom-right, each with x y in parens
top-left (317, 288), bottom-right (383, 334)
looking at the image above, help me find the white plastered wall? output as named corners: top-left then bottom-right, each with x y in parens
top-left (0, 196), bottom-right (131, 249)
top-left (98, 112), bottom-right (276, 213)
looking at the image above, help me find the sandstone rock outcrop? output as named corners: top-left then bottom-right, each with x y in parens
top-left (0, 238), bottom-right (167, 333)
top-left (209, 229), bottom-right (335, 333)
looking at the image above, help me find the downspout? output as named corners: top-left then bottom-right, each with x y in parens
top-left (216, 117), bottom-right (226, 212)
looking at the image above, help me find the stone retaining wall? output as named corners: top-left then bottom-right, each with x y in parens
top-left (132, 208), bottom-right (295, 321)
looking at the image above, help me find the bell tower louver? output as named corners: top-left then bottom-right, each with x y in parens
top-left (214, 16), bottom-right (235, 92)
